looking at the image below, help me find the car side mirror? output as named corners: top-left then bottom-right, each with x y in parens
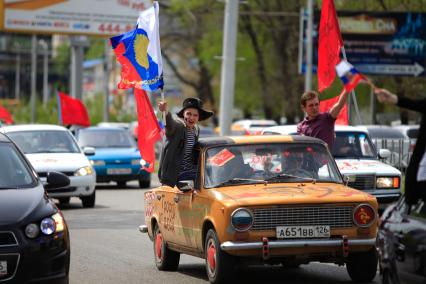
top-left (83, 147), bottom-right (96, 156)
top-left (343, 174), bottom-right (356, 187)
top-left (378, 149), bottom-right (391, 159)
top-left (177, 180), bottom-right (194, 192)
top-left (44, 171), bottom-right (70, 189)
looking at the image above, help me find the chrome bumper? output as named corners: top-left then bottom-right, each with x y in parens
top-left (220, 238), bottom-right (376, 251)
top-left (139, 225), bottom-right (148, 233)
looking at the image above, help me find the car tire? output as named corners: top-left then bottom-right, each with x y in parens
top-left (346, 247), bottom-right (377, 282)
top-left (139, 178), bottom-right (150, 188)
top-left (58, 197), bottom-right (70, 205)
top-left (117, 181), bottom-right (126, 188)
top-left (205, 229), bottom-right (235, 284)
top-left (81, 191), bottom-right (96, 208)
top-left (153, 223), bottom-right (180, 271)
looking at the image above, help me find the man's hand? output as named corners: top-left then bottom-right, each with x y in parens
top-left (374, 88), bottom-right (398, 105)
top-left (329, 89), bottom-right (348, 119)
top-left (158, 101), bottom-right (168, 112)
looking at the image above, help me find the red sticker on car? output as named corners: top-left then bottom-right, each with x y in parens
top-left (208, 149), bottom-right (235, 167)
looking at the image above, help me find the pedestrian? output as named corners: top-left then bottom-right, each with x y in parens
top-left (374, 88), bottom-right (426, 205)
top-left (158, 97), bottom-right (213, 188)
top-left (297, 90), bottom-right (348, 149)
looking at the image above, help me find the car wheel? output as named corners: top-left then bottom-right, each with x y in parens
top-left (153, 223), bottom-right (180, 271)
top-left (139, 178), bottom-right (150, 188)
top-left (117, 181), bottom-right (126, 188)
top-left (58, 197), bottom-right (70, 205)
top-left (205, 229), bottom-right (235, 284)
top-left (81, 191), bottom-right (96, 208)
top-left (346, 247), bottom-right (377, 282)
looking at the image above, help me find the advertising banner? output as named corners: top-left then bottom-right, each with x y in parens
top-left (301, 11), bottom-right (426, 77)
top-left (1, 0), bottom-right (152, 36)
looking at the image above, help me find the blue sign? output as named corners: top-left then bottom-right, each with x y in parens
top-left (301, 11), bottom-right (426, 76)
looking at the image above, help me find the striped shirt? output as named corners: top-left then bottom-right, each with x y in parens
top-left (179, 127), bottom-right (196, 175)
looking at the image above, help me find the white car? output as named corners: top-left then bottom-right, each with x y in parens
top-left (232, 119), bottom-right (278, 135)
top-left (1, 124), bottom-right (97, 207)
top-left (262, 125), bottom-right (402, 209)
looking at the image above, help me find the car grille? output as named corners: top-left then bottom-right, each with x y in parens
top-left (251, 206), bottom-right (353, 231)
top-left (47, 187), bottom-right (77, 193)
top-left (348, 175), bottom-right (375, 190)
top-left (38, 171), bottom-right (74, 177)
top-left (0, 232), bottom-right (18, 247)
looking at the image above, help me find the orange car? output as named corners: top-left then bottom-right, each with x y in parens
top-left (140, 135), bottom-right (378, 284)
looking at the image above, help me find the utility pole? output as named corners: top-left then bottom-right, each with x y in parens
top-left (15, 52), bottom-right (21, 101)
top-left (103, 40), bottom-right (111, 122)
top-left (304, 0), bottom-right (313, 92)
top-left (39, 40), bottom-right (49, 104)
top-left (31, 34), bottom-right (37, 123)
top-left (70, 36), bottom-right (89, 99)
top-left (219, 0), bottom-right (239, 136)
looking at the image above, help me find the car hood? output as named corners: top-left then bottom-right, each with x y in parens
top-left (0, 185), bottom-right (55, 225)
top-left (335, 159), bottom-right (401, 175)
top-left (214, 182), bottom-right (376, 206)
top-left (26, 153), bottom-right (90, 172)
top-left (90, 148), bottom-right (140, 159)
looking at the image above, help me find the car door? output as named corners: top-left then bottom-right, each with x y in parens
top-left (155, 186), bottom-right (177, 243)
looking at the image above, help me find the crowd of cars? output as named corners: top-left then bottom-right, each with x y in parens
top-left (0, 118), bottom-right (423, 283)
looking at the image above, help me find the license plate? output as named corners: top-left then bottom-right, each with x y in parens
top-left (0, 261), bottom-right (7, 276)
top-left (276, 225), bottom-right (330, 238)
top-left (107, 168), bottom-right (132, 175)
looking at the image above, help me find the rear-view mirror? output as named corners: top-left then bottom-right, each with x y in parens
top-left (378, 149), bottom-right (391, 159)
top-left (177, 180), bottom-right (194, 192)
top-left (83, 147), bottom-right (96, 156)
top-left (44, 171), bottom-right (70, 189)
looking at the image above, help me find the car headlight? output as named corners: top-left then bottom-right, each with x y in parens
top-left (75, 166), bottom-right (94, 176)
top-left (376, 176), bottom-right (400, 189)
top-left (353, 204), bottom-right (376, 227)
top-left (231, 208), bottom-right (253, 232)
top-left (131, 159), bottom-right (141, 165)
top-left (90, 160), bottom-right (105, 166)
top-left (25, 213), bottom-right (65, 238)
top-left (40, 212), bottom-right (65, 235)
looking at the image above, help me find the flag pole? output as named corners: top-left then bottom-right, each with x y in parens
top-left (341, 47), bottom-right (363, 125)
top-left (161, 89), bottom-right (166, 126)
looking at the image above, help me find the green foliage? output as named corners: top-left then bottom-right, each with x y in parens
top-left (52, 42), bottom-right (70, 76)
top-left (85, 37), bottom-right (107, 60)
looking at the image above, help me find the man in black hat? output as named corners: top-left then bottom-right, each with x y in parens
top-left (158, 98), bottom-right (213, 187)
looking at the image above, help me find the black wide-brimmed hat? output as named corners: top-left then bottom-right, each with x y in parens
top-left (176, 98), bottom-right (213, 121)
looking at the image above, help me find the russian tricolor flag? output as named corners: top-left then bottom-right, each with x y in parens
top-left (110, 1), bottom-right (164, 92)
top-left (335, 60), bottom-right (365, 93)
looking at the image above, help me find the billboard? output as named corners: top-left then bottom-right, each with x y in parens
top-left (301, 11), bottom-right (426, 77)
top-left (1, 0), bottom-right (151, 36)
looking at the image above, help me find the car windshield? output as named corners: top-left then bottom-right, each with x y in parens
top-left (332, 132), bottom-right (376, 159)
top-left (7, 130), bottom-right (81, 154)
top-left (0, 143), bottom-right (35, 188)
top-left (204, 143), bottom-right (342, 188)
top-left (78, 129), bottom-right (136, 148)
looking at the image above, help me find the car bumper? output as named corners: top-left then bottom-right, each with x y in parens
top-left (0, 230), bottom-right (70, 283)
top-left (220, 238), bottom-right (376, 251)
top-left (94, 165), bottom-right (150, 182)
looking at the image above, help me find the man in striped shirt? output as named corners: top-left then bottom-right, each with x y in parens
top-left (158, 98), bottom-right (213, 187)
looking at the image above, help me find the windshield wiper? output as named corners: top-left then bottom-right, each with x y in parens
top-left (265, 173), bottom-right (315, 183)
top-left (215, 178), bottom-right (264, 187)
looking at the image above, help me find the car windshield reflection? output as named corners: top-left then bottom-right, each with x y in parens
top-left (332, 132), bottom-right (376, 159)
top-left (204, 143), bottom-right (342, 188)
top-left (0, 144), bottom-right (35, 188)
top-left (78, 129), bottom-right (136, 148)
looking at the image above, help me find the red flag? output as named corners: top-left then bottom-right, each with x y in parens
top-left (134, 89), bottom-right (161, 173)
top-left (0, 105), bottom-right (13, 124)
top-left (58, 92), bottom-right (90, 127)
top-left (318, 0), bottom-right (343, 92)
top-left (320, 95), bottom-right (348, 125)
